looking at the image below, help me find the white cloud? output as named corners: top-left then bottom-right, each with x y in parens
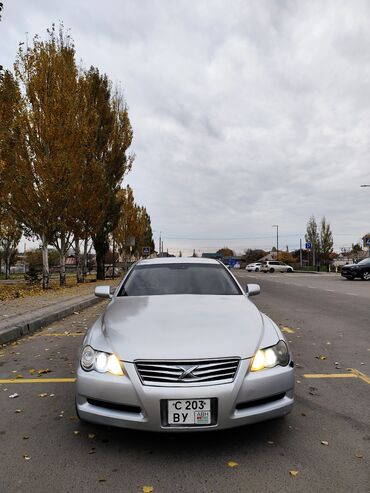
top-left (2, 0), bottom-right (370, 254)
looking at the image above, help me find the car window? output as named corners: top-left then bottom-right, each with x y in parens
top-left (357, 258), bottom-right (370, 266)
top-left (118, 264), bottom-right (243, 296)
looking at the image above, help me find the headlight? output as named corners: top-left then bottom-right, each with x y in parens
top-left (250, 340), bottom-right (290, 371)
top-left (81, 346), bottom-right (124, 376)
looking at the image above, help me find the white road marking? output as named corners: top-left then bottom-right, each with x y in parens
top-left (346, 292), bottom-right (358, 296)
top-left (325, 289), bottom-right (335, 292)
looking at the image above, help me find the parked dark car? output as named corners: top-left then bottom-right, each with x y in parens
top-left (341, 258), bottom-right (370, 280)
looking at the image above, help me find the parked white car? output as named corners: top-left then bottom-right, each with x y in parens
top-left (261, 261), bottom-right (294, 273)
top-left (245, 262), bottom-right (262, 272)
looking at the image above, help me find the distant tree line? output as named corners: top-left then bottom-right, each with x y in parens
top-left (0, 24), bottom-right (153, 287)
top-left (305, 215), bottom-right (334, 267)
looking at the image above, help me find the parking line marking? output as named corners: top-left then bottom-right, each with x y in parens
top-left (303, 374), bottom-right (357, 379)
top-left (303, 369), bottom-right (370, 384)
top-left (0, 378), bottom-right (76, 384)
top-left (348, 368), bottom-right (370, 384)
top-left (281, 326), bottom-right (295, 334)
top-left (324, 289), bottom-right (335, 292)
top-left (346, 293), bottom-right (358, 296)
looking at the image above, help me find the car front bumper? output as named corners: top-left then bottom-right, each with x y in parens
top-left (76, 359), bottom-right (294, 431)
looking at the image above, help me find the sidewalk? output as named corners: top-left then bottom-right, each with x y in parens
top-left (0, 281), bottom-right (115, 345)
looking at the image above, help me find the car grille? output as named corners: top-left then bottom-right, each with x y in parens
top-left (135, 358), bottom-right (240, 386)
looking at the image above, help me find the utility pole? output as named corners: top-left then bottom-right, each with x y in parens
top-left (272, 225), bottom-right (279, 260)
top-left (300, 238), bottom-right (303, 267)
top-left (158, 232), bottom-right (162, 254)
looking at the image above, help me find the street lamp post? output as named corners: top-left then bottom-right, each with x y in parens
top-left (272, 225), bottom-right (279, 260)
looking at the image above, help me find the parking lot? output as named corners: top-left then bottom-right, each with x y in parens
top-left (0, 272), bottom-right (369, 493)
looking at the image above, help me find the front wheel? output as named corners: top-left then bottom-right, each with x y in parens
top-left (255, 268), bottom-right (260, 272)
top-left (269, 268), bottom-right (275, 273)
top-left (361, 270), bottom-right (370, 281)
top-left (287, 268), bottom-right (293, 273)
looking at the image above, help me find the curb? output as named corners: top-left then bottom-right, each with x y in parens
top-left (0, 296), bottom-right (102, 345)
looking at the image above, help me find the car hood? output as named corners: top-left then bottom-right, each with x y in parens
top-left (100, 295), bottom-right (265, 362)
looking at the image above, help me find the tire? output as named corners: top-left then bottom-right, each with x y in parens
top-left (255, 268), bottom-right (260, 272)
top-left (361, 270), bottom-right (370, 281)
top-left (345, 276), bottom-right (354, 280)
top-left (287, 268), bottom-right (293, 273)
top-left (269, 268), bottom-right (275, 273)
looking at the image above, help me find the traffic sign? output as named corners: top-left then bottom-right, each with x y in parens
top-left (142, 247), bottom-right (151, 256)
top-left (305, 242), bottom-right (312, 249)
top-left (366, 238), bottom-right (370, 246)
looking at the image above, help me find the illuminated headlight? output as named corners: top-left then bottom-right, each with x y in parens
top-left (81, 346), bottom-right (124, 376)
top-left (250, 340), bottom-right (290, 371)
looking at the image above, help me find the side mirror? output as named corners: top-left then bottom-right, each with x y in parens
top-left (246, 283), bottom-right (260, 297)
top-left (95, 285), bottom-right (112, 298)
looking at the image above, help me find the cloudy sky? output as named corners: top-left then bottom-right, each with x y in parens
top-left (1, 0), bottom-right (370, 255)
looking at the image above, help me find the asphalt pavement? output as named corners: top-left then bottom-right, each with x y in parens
top-left (0, 273), bottom-right (369, 493)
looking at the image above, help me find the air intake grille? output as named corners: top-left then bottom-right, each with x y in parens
top-left (135, 358), bottom-right (240, 386)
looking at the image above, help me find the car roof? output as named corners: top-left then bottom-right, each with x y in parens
top-left (136, 257), bottom-right (220, 266)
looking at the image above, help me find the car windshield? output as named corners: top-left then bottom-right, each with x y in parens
top-left (356, 258), bottom-right (370, 266)
top-left (118, 263), bottom-right (242, 296)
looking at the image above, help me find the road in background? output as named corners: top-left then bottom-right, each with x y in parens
top-left (0, 273), bottom-right (368, 492)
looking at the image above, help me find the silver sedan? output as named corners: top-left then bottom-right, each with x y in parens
top-left (76, 258), bottom-right (294, 431)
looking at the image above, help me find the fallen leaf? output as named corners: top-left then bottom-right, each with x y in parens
top-left (267, 440), bottom-right (274, 445)
top-left (321, 440), bottom-right (329, 446)
top-left (301, 413), bottom-right (306, 417)
top-left (227, 461), bottom-right (238, 468)
top-left (143, 487), bottom-right (154, 493)
top-left (98, 479), bottom-right (106, 483)
top-left (289, 470), bottom-right (299, 477)
top-left (309, 386), bottom-right (320, 396)
top-left (88, 448), bottom-right (96, 454)
top-left (29, 369), bottom-right (35, 375)
top-left (315, 355), bottom-right (327, 360)
top-left (88, 433), bottom-right (96, 439)
top-left (38, 368), bottom-right (52, 375)
top-left (9, 393), bottom-right (19, 399)
top-left (14, 409), bottom-right (22, 414)
top-left (355, 452), bottom-right (364, 459)
top-left (69, 416), bottom-right (78, 421)
top-left (23, 436), bottom-right (29, 440)
top-left (16, 374), bottom-right (23, 379)
top-left (73, 431), bottom-right (80, 435)
top-left (38, 393), bottom-right (48, 398)
top-left (23, 454), bottom-right (31, 460)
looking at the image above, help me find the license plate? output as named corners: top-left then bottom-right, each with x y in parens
top-left (167, 399), bottom-right (211, 425)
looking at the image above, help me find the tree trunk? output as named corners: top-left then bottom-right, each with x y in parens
top-left (59, 233), bottom-right (66, 287)
top-left (5, 252), bottom-right (10, 279)
top-left (41, 234), bottom-right (50, 289)
top-left (94, 231), bottom-right (108, 280)
top-left (82, 237), bottom-right (88, 282)
top-left (96, 249), bottom-right (105, 280)
top-left (74, 237), bottom-right (83, 283)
